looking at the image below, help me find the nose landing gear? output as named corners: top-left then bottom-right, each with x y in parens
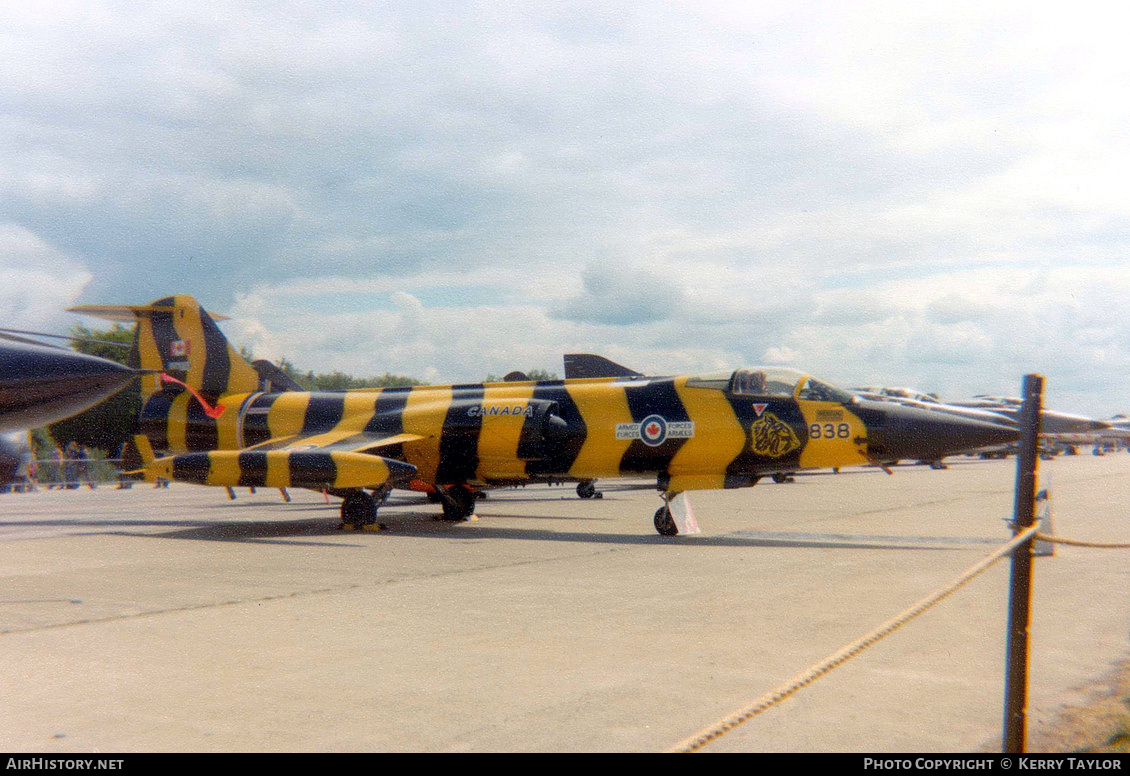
top-left (653, 492), bottom-right (700, 536)
top-left (654, 503), bottom-right (679, 536)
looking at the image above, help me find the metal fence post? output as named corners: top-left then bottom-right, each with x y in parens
top-left (1002, 374), bottom-right (1044, 753)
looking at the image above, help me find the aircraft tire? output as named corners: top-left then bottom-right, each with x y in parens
top-left (654, 505), bottom-right (679, 536)
top-left (341, 490), bottom-right (377, 527)
top-left (441, 485), bottom-right (476, 521)
top-left (576, 480), bottom-right (597, 499)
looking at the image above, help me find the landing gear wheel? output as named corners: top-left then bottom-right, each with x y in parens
top-left (576, 480), bottom-right (598, 499)
top-left (654, 505), bottom-right (679, 536)
top-left (341, 490), bottom-right (377, 528)
top-left (441, 485), bottom-right (477, 522)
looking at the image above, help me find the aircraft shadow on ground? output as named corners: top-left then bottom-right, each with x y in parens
top-left (408, 524), bottom-right (994, 551)
top-left (0, 518), bottom-right (362, 548)
top-left (87, 513), bottom-right (995, 551)
top-left (0, 513), bottom-right (984, 550)
top-left (0, 478), bottom-right (1007, 551)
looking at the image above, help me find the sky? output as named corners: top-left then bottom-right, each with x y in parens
top-left (3, 1), bottom-right (1130, 416)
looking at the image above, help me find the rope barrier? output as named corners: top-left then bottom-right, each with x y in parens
top-left (1035, 533), bottom-right (1130, 550)
top-left (666, 524), bottom-right (1042, 753)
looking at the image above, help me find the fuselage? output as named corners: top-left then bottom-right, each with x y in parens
top-left (140, 366), bottom-right (1017, 494)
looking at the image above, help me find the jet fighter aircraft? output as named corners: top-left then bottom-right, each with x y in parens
top-left (946, 395), bottom-right (1110, 455)
top-left (71, 295), bottom-right (1020, 535)
top-left (850, 386), bottom-right (1026, 465)
top-left (852, 387), bottom-right (1117, 458)
top-left (0, 333), bottom-right (136, 433)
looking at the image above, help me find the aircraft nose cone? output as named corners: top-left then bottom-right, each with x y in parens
top-left (1042, 412), bottom-right (1110, 434)
top-left (0, 340), bottom-right (135, 432)
top-left (854, 399), bottom-right (1020, 463)
top-left (970, 406), bottom-right (1107, 434)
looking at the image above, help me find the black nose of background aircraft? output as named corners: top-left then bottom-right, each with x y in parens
top-left (0, 337), bottom-right (136, 433)
top-left (852, 397), bottom-right (1021, 464)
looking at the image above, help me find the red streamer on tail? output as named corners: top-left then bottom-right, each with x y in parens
top-left (159, 372), bottom-right (226, 419)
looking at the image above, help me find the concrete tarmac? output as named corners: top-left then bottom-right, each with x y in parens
top-left (1, 455), bottom-right (1128, 752)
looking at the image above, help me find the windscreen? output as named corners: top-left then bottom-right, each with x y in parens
top-left (729, 368), bottom-right (805, 398)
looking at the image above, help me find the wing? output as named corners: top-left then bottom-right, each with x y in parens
top-left (246, 429), bottom-right (425, 455)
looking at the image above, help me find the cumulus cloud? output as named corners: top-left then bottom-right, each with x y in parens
top-left (763, 346), bottom-right (799, 365)
top-left (4, 3), bottom-right (1130, 415)
top-left (551, 262), bottom-right (684, 325)
top-left (0, 224), bottom-right (92, 328)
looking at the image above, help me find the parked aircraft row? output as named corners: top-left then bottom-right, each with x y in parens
top-left (850, 386), bottom-right (1123, 458)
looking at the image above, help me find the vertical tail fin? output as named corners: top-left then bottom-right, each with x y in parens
top-left (70, 295), bottom-right (260, 454)
top-left (69, 295), bottom-right (259, 401)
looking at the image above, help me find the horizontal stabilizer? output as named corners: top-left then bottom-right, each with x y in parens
top-left (69, 303), bottom-right (229, 322)
top-left (144, 449), bottom-right (417, 490)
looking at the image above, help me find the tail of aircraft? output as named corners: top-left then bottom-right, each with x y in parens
top-left (71, 295), bottom-right (259, 401)
top-left (70, 295), bottom-right (260, 453)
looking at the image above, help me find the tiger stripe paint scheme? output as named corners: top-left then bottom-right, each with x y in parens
top-left (149, 449), bottom-right (417, 491)
top-left (71, 295), bottom-right (1020, 534)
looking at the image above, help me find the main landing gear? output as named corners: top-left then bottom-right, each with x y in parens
top-left (341, 484), bottom-right (478, 528)
top-left (339, 488), bottom-right (389, 531)
top-left (439, 484), bottom-right (478, 522)
top-left (576, 479), bottom-right (602, 499)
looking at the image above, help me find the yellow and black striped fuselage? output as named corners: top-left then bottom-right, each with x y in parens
top-left (71, 295), bottom-right (1019, 531)
top-left (140, 374), bottom-right (872, 493)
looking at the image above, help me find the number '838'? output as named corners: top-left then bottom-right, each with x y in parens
top-left (810, 423), bottom-right (850, 439)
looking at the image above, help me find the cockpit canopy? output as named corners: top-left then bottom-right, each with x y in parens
top-left (686, 367), bottom-right (856, 404)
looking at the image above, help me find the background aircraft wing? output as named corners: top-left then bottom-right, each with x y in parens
top-left (563, 353), bottom-right (643, 379)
